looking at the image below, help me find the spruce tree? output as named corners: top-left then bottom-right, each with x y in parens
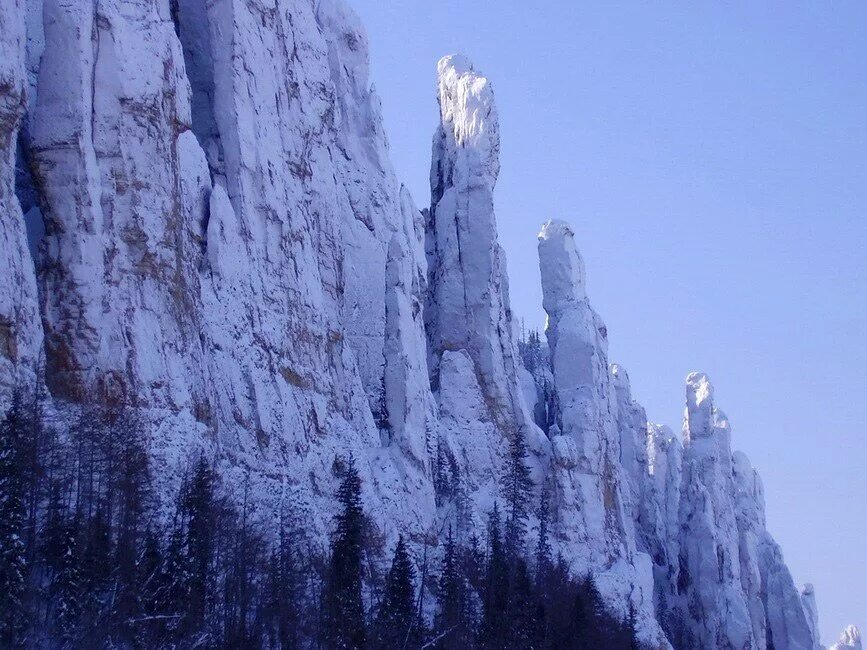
top-left (479, 504), bottom-right (509, 649)
top-left (137, 528), bottom-right (167, 645)
top-left (114, 426), bottom-right (151, 643)
top-left (42, 480), bottom-right (67, 577)
top-left (53, 510), bottom-right (83, 646)
top-left (0, 400), bottom-right (28, 646)
top-left (225, 484), bottom-right (266, 647)
top-left (532, 487), bottom-right (552, 647)
top-left (266, 507), bottom-right (302, 649)
top-left (506, 559), bottom-right (536, 648)
top-left (321, 454), bottom-right (366, 649)
top-left (154, 525), bottom-right (190, 644)
top-left (373, 535), bottom-right (419, 648)
top-left (502, 433), bottom-right (532, 556)
top-left (182, 456), bottom-right (216, 636)
top-left (436, 528), bottom-right (471, 649)
top-left (81, 504), bottom-right (112, 632)
top-left (462, 532), bottom-right (485, 594)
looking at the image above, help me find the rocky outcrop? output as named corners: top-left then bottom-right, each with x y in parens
top-left (646, 372), bottom-right (820, 650)
top-left (30, 0), bottom-right (205, 407)
top-left (537, 219), bottom-right (662, 643)
top-left (0, 1), bottom-right (842, 646)
top-left (641, 423), bottom-right (683, 628)
top-left (425, 55), bottom-right (531, 440)
top-left (733, 450), bottom-right (769, 648)
top-left (677, 373), bottom-right (754, 648)
top-left (425, 55), bottom-right (549, 541)
top-left (12, 0), bottom-right (438, 546)
top-left (831, 626), bottom-right (862, 650)
top-left (801, 584), bottom-right (822, 650)
top-left (0, 0), bottom-right (42, 409)
top-left (612, 364), bottom-right (651, 524)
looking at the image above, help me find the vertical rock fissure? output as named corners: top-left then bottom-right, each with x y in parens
top-left (172, 0), bottom-right (224, 183)
top-left (14, 126), bottom-right (45, 269)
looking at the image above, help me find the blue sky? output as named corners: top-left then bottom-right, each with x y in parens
top-left (350, 0), bottom-right (867, 642)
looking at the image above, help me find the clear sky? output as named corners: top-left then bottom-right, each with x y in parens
top-left (350, 0), bottom-right (866, 643)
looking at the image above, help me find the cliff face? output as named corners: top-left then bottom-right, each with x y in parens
top-left (0, 1), bottom-right (839, 647)
top-left (0, 0), bottom-right (42, 407)
top-left (8, 0), bottom-right (437, 546)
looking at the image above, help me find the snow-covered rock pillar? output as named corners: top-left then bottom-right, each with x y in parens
top-left (537, 219), bottom-right (666, 646)
top-left (758, 534), bottom-right (819, 650)
top-left (538, 220), bottom-right (616, 476)
top-left (537, 218), bottom-right (628, 548)
top-left (425, 55), bottom-right (530, 439)
top-left (642, 423), bottom-right (682, 620)
top-left (800, 584), bottom-right (822, 650)
top-left (678, 372), bottom-right (754, 648)
top-left (26, 0), bottom-right (209, 407)
top-left (383, 188), bottom-right (435, 467)
top-left (0, 0), bottom-right (42, 408)
top-left (611, 364), bottom-right (650, 521)
top-left (831, 626), bottom-right (862, 650)
top-left (732, 450), bottom-right (769, 649)
top-left (732, 417), bottom-right (816, 650)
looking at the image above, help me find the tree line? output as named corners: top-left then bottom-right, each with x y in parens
top-left (0, 393), bottom-right (641, 648)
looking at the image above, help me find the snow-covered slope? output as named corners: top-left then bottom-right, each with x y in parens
top-left (0, 1), bottom-right (852, 647)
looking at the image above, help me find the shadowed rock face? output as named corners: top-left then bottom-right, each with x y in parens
top-left (0, 0), bottom-right (42, 408)
top-left (1, 3), bottom-right (845, 647)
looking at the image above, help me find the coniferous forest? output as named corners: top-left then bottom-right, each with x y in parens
top-left (0, 393), bottom-right (642, 649)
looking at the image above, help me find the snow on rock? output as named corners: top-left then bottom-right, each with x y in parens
top-left (424, 54), bottom-right (550, 547)
top-left (759, 536), bottom-right (818, 650)
top-left (13, 0), bottom-right (438, 548)
top-left (676, 372), bottom-right (754, 648)
top-left (383, 188), bottom-right (437, 467)
top-left (734, 449), bottom-right (817, 650)
top-left (31, 0), bottom-right (206, 407)
top-left (612, 363), bottom-right (650, 523)
top-left (537, 219), bottom-right (664, 646)
top-left (733, 450), bottom-right (769, 649)
top-left (1, 2), bottom-right (837, 645)
top-left (538, 219), bottom-right (610, 476)
top-left (641, 422), bottom-right (683, 627)
top-left (801, 584), bottom-right (823, 650)
top-left (425, 55), bottom-right (534, 444)
top-left (831, 626), bottom-right (862, 650)
top-left (664, 372), bottom-right (819, 650)
top-left (0, 0), bottom-right (42, 409)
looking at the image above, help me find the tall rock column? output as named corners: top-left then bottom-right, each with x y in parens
top-left (678, 372), bottom-right (754, 648)
top-left (0, 0), bottom-right (42, 408)
top-left (831, 626), bottom-right (862, 650)
top-left (642, 422), bottom-right (683, 631)
top-left (611, 363), bottom-right (650, 522)
top-left (27, 0), bottom-right (209, 407)
top-left (800, 584), bottom-right (822, 650)
top-left (537, 218), bottom-right (628, 555)
top-left (537, 219), bottom-right (663, 645)
top-left (425, 55), bottom-right (530, 439)
top-left (732, 450), bottom-right (770, 649)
